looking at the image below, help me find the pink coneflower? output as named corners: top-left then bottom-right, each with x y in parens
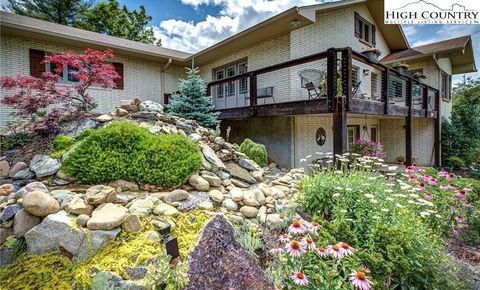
top-left (419, 174), bottom-right (429, 181)
top-left (418, 182), bottom-right (426, 191)
top-left (408, 175), bottom-right (417, 183)
top-left (327, 244), bottom-right (344, 259)
top-left (316, 246), bottom-right (328, 257)
top-left (427, 178), bottom-right (437, 186)
top-left (349, 271), bottom-right (373, 290)
top-left (441, 183), bottom-right (456, 190)
top-left (451, 227), bottom-right (459, 236)
top-left (292, 271), bottom-right (309, 286)
top-left (288, 220), bottom-right (307, 235)
top-left (301, 236), bottom-right (316, 250)
top-left (456, 189), bottom-right (466, 199)
top-left (279, 233), bottom-right (291, 243)
top-left (423, 193), bottom-right (433, 200)
top-left (338, 242), bottom-right (355, 256)
top-left (275, 283), bottom-right (283, 290)
top-left (269, 247), bottom-right (284, 255)
top-left (310, 221), bottom-right (320, 234)
top-left (286, 240), bottom-right (306, 258)
top-left (455, 216), bottom-right (466, 224)
top-left (447, 173), bottom-right (455, 183)
top-left (439, 170), bottom-right (449, 177)
top-left (406, 166), bottom-right (415, 174)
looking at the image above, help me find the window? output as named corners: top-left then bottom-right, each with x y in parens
top-left (352, 65), bottom-right (360, 85)
top-left (215, 69), bottom-right (225, 98)
top-left (441, 71), bottom-right (451, 101)
top-left (371, 72), bottom-right (379, 98)
top-left (226, 65), bottom-right (236, 97)
top-left (238, 62), bottom-right (248, 94)
top-left (370, 126), bottom-right (378, 142)
top-left (213, 59), bottom-right (248, 98)
top-left (354, 12), bottom-right (376, 46)
top-left (347, 125), bottom-right (360, 149)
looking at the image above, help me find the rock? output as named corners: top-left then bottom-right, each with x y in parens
top-left (178, 192), bottom-right (210, 211)
top-left (108, 180), bottom-right (139, 192)
top-left (239, 206), bottom-right (258, 218)
top-left (76, 214), bottom-right (90, 227)
top-left (266, 214), bottom-right (282, 227)
top-left (222, 199), bottom-right (238, 211)
top-left (139, 100), bottom-right (164, 113)
top-left (96, 114), bottom-right (112, 122)
top-left (231, 178), bottom-right (250, 188)
top-left (251, 170), bottom-right (263, 182)
top-left (164, 189), bottom-right (189, 204)
top-left (258, 206), bottom-right (267, 224)
top-left (188, 175), bottom-right (210, 191)
top-left (226, 163), bottom-right (256, 184)
top-left (200, 144), bottom-right (226, 170)
top-left (0, 227), bottom-right (13, 245)
top-left (50, 189), bottom-right (74, 208)
top-left (60, 118), bottom-right (98, 137)
top-left (87, 203), bottom-right (127, 230)
top-left (13, 168), bottom-right (35, 180)
top-left (0, 160), bottom-right (10, 177)
top-left (186, 215), bottom-right (273, 290)
top-left (13, 209), bottom-right (41, 238)
top-left (243, 199), bottom-right (260, 207)
top-left (129, 198), bottom-right (155, 217)
top-left (198, 201), bottom-right (214, 210)
top-left (25, 211), bottom-right (120, 260)
top-left (122, 214), bottom-right (141, 233)
top-left (189, 133), bottom-right (202, 142)
top-left (238, 158), bottom-right (261, 171)
top-left (216, 170), bottom-right (231, 180)
top-left (0, 247), bottom-right (15, 268)
top-left (146, 231), bottom-right (161, 242)
top-left (29, 155), bottom-right (61, 178)
top-left (85, 185), bottom-right (116, 205)
top-left (209, 190), bottom-right (224, 203)
top-left (131, 112), bottom-right (159, 120)
top-left (67, 196), bottom-right (93, 215)
top-left (115, 107), bottom-right (129, 116)
top-left (8, 162), bottom-right (27, 178)
top-left (125, 265), bottom-right (148, 280)
top-left (23, 191), bottom-right (60, 217)
top-left (230, 188), bottom-right (244, 201)
top-left (91, 270), bottom-right (146, 290)
top-left (0, 184), bottom-right (14, 196)
top-left (253, 189), bottom-right (266, 205)
top-left (153, 203), bottom-right (180, 217)
top-left (0, 204), bottom-right (22, 223)
top-left (201, 172), bottom-right (222, 187)
top-left (120, 104), bottom-right (139, 113)
top-left (270, 187), bottom-right (285, 199)
top-left (258, 183), bottom-right (272, 197)
top-left (16, 181), bottom-right (49, 199)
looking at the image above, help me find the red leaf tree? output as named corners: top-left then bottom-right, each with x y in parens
top-left (1, 48), bottom-right (120, 134)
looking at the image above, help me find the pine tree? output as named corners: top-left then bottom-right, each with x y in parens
top-left (168, 66), bottom-right (220, 127)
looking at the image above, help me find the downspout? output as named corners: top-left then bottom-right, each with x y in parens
top-left (160, 58), bottom-right (172, 104)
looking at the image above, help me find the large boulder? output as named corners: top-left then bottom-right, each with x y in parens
top-left (186, 215), bottom-right (273, 290)
top-left (15, 181), bottom-right (49, 199)
top-left (226, 163), bottom-right (256, 184)
top-left (13, 209), bottom-right (41, 238)
top-left (22, 191), bottom-right (60, 217)
top-left (29, 155), bottom-right (62, 178)
top-left (138, 100), bottom-right (164, 113)
top-left (87, 203), bottom-right (127, 230)
top-left (60, 118), bottom-right (98, 137)
top-left (85, 185), bottom-right (117, 205)
top-left (24, 211), bottom-right (119, 261)
top-left (200, 144), bottom-right (226, 170)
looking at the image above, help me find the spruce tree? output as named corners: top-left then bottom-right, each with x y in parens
top-left (168, 66), bottom-right (220, 127)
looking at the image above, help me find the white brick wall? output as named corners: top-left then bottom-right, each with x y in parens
top-left (0, 35), bottom-right (166, 128)
top-left (412, 118), bottom-right (435, 165)
top-left (379, 118), bottom-right (405, 164)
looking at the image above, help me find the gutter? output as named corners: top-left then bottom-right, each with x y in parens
top-left (160, 58), bottom-right (173, 101)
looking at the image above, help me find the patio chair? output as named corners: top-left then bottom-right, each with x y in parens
top-left (299, 69), bottom-right (326, 99)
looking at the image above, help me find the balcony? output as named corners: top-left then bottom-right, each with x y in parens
top-left (206, 47), bottom-right (440, 120)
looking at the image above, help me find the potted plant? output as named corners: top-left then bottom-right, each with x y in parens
top-left (412, 72), bottom-right (427, 83)
top-left (395, 155), bottom-right (405, 165)
top-left (362, 48), bottom-right (382, 63)
top-left (392, 62), bottom-right (410, 74)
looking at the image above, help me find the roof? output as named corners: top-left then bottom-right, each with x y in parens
top-left (0, 11), bottom-right (192, 63)
top-left (381, 36), bottom-right (477, 74)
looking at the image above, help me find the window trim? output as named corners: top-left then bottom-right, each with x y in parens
top-left (354, 12), bottom-right (376, 46)
top-left (212, 58), bottom-right (248, 99)
top-left (440, 70), bottom-right (452, 102)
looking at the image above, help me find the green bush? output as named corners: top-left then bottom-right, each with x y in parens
top-left (62, 122), bottom-right (202, 186)
top-left (446, 156), bottom-right (466, 169)
top-left (0, 132), bottom-right (31, 151)
top-left (53, 135), bottom-right (76, 151)
top-left (238, 138), bottom-right (268, 167)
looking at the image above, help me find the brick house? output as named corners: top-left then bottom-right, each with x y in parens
top-left (0, 0), bottom-right (476, 167)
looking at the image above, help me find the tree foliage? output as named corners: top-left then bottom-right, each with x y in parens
top-left (442, 77), bottom-right (480, 168)
top-left (75, 0), bottom-right (160, 45)
top-left (3, 0), bottom-right (94, 25)
top-left (168, 66), bottom-right (220, 127)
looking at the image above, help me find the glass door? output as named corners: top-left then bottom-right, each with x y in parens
top-left (214, 69), bottom-right (225, 109)
top-left (238, 62), bottom-right (248, 107)
top-left (225, 65), bottom-right (237, 108)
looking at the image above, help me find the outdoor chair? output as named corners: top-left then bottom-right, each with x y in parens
top-left (299, 69), bottom-right (326, 99)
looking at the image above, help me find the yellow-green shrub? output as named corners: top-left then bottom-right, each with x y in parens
top-left (238, 138), bottom-right (268, 167)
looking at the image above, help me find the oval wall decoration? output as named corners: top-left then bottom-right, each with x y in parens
top-left (315, 127), bottom-right (326, 146)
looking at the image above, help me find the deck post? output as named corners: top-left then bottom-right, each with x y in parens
top-left (333, 96), bottom-right (347, 157)
top-left (383, 67), bottom-right (389, 114)
top-left (434, 90), bottom-right (441, 166)
top-left (249, 73), bottom-right (257, 117)
top-left (326, 48), bottom-right (337, 112)
top-left (341, 48), bottom-right (352, 111)
top-left (405, 79), bottom-right (413, 166)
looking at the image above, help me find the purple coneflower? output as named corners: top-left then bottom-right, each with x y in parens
top-left (310, 221), bottom-right (320, 234)
top-left (338, 242), bottom-right (355, 256)
top-left (269, 247), bottom-right (284, 255)
top-left (408, 175), bottom-right (417, 183)
top-left (286, 240), bottom-right (305, 258)
top-left (301, 236), bottom-right (316, 250)
top-left (456, 189), bottom-right (466, 199)
top-left (288, 220), bottom-right (307, 235)
top-left (427, 178), bottom-right (437, 186)
top-left (439, 170), bottom-right (449, 177)
top-left (423, 193), bottom-right (433, 200)
top-left (316, 246), bottom-right (328, 257)
top-left (349, 271), bottom-right (373, 290)
top-left (327, 244), bottom-right (344, 259)
top-left (292, 271), bottom-right (309, 286)
top-left (418, 182), bottom-right (426, 191)
top-left (447, 173), bottom-right (455, 183)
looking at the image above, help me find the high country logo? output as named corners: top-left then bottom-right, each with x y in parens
top-left (384, 0), bottom-right (480, 24)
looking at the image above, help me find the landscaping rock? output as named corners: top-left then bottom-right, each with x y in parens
top-left (253, 189), bottom-right (266, 205)
top-left (0, 247), bottom-right (15, 268)
top-left (139, 100), bottom-right (164, 113)
top-left (76, 228), bottom-right (121, 261)
top-left (270, 187), bottom-right (285, 199)
top-left (164, 189), bottom-right (189, 204)
top-left (29, 155), bottom-right (62, 178)
top-left (0, 227), bottom-right (13, 245)
top-left (222, 198), bottom-right (238, 211)
top-left (22, 191), bottom-right (60, 217)
top-left (186, 215), bottom-right (273, 290)
top-left (230, 188), bottom-right (244, 201)
top-left (209, 189), bottom-right (224, 203)
top-left (258, 183), bottom-right (272, 197)
top-left (131, 112), bottom-right (159, 120)
top-left (87, 203), bottom-right (127, 230)
top-left (240, 206), bottom-right (258, 218)
top-left (226, 163), bottom-right (256, 184)
top-left (238, 158), bottom-right (261, 171)
top-left (0, 204), bottom-right (22, 223)
top-left (12, 168), bottom-right (35, 180)
top-left (115, 107), bottom-right (129, 116)
top-left (8, 162), bottom-right (27, 178)
top-left (96, 114), bottom-right (113, 122)
top-left (90, 270), bottom-right (145, 290)
top-left (0, 184), bottom-right (14, 196)
top-left (13, 209), bottom-right (41, 238)
top-left (15, 181), bottom-right (49, 199)
top-left (122, 214), bottom-right (141, 233)
top-left (0, 160), bottom-right (10, 177)
top-left (76, 214), bottom-right (90, 227)
top-left (200, 144), bottom-right (226, 170)
top-left (188, 175), bottom-right (209, 191)
top-left (153, 203), bottom-right (180, 217)
top-left (67, 196), bottom-right (93, 215)
top-left (50, 189), bottom-right (75, 208)
top-left (266, 214), bottom-right (282, 227)
top-left (231, 178), bottom-right (250, 188)
top-left (125, 265), bottom-right (149, 280)
top-left (177, 192), bottom-right (210, 211)
top-left (60, 118), bottom-right (98, 137)
top-left (108, 179), bottom-right (139, 192)
top-left (129, 198), bottom-right (155, 217)
top-left (198, 201), bottom-right (214, 210)
top-left (85, 185), bottom-right (117, 205)
top-left (202, 172), bottom-right (222, 187)
top-left (243, 198), bottom-right (260, 207)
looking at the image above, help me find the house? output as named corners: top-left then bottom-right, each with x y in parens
top-left (0, 0), bottom-right (476, 168)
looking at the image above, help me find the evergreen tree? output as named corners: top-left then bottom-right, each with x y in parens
top-left (3, 0), bottom-right (94, 25)
top-left (168, 66), bottom-right (220, 127)
top-left (75, 0), bottom-right (160, 45)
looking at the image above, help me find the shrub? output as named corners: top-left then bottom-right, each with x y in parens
top-left (53, 135), bottom-right (76, 151)
top-left (238, 138), bottom-right (268, 167)
top-left (62, 122), bottom-right (202, 186)
top-left (0, 131), bottom-right (31, 151)
top-left (446, 156), bottom-right (466, 169)
top-left (348, 139), bottom-right (384, 157)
